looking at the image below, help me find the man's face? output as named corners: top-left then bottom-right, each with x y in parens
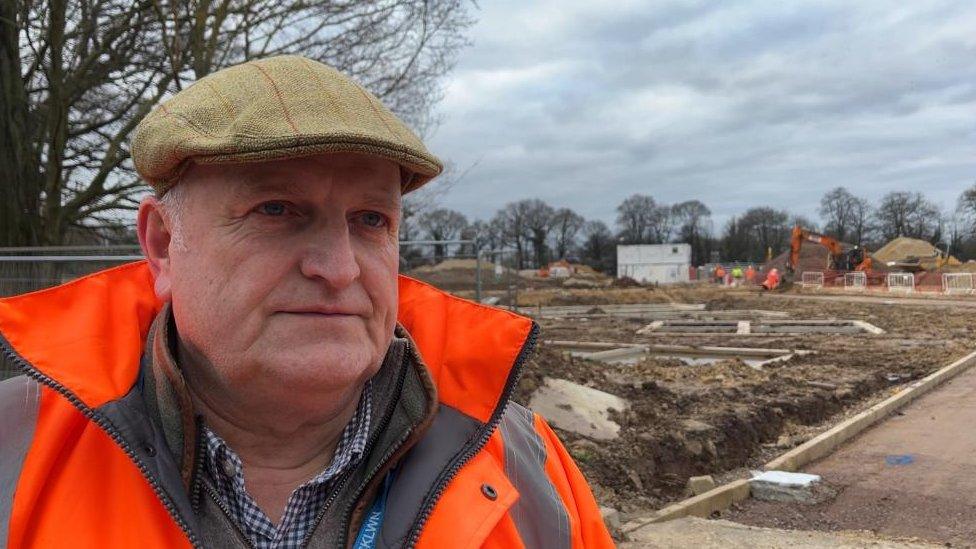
top-left (147, 153), bottom-right (401, 413)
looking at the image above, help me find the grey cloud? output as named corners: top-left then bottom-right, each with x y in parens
top-left (426, 0), bottom-right (976, 229)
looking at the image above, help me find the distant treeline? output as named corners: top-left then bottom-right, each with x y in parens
top-left (401, 184), bottom-right (976, 274)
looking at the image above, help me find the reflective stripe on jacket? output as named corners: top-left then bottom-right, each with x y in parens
top-left (0, 261), bottom-right (613, 548)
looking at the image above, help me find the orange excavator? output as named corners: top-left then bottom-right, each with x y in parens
top-left (787, 226), bottom-right (872, 275)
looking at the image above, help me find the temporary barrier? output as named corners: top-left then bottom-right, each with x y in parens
top-left (844, 271), bottom-right (867, 291)
top-left (801, 271), bottom-right (824, 289)
top-left (887, 272), bottom-right (915, 293)
top-left (942, 273), bottom-right (975, 295)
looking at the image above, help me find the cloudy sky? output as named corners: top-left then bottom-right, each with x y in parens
top-left (424, 0), bottom-right (976, 229)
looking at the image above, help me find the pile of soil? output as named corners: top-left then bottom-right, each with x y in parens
top-left (518, 342), bottom-right (959, 514)
top-left (764, 244), bottom-right (830, 274)
top-left (763, 244), bottom-right (887, 275)
top-left (612, 276), bottom-right (642, 288)
top-left (406, 259), bottom-right (612, 292)
top-left (511, 283), bottom-right (735, 307)
top-left (405, 259), bottom-right (562, 292)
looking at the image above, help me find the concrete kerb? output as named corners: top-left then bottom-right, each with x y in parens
top-left (622, 348), bottom-right (976, 536)
top-left (765, 348), bottom-right (976, 471)
top-left (621, 479), bottom-right (752, 533)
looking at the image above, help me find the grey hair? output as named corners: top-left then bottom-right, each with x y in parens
top-left (158, 184), bottom-right (189, 252)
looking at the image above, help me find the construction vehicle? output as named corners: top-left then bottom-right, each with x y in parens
top-left (787, 226), bottom-right (872, 275)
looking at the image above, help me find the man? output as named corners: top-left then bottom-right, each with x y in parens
top-left (762, 268), bottom-right (782, 291)
top-left (730, 267), bottom-right (743, 287)
top-left (0, 56), bottom-right (612, 548)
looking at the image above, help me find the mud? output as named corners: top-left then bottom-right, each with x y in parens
top-left (510, 285), bottom-right (973, 517)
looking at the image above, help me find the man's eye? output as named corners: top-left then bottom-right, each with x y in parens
top-left (257, 202), bottom-right (287, 216)
top-left (359, 211), bottom-right (387, 228)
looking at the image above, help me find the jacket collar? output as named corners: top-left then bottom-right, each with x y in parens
top-left (0, 261), bottom-right (536, 424)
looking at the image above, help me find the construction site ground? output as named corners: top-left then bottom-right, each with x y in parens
top-left (723, 359), bottom-right (976, 547)
top-left (471, 283), bottom-right (976, 533)
top-left (622, 516), bottom-right (939, 548)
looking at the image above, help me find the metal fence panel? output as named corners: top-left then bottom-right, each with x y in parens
top-left (887, 272), bottom-right (915, 293)
top-left (943, 273), bottom-right (975, 295)
top-left (844, 271), bottom-right (867, 290)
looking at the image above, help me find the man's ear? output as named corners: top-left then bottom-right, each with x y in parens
top-left (137, 196), bottom-right (173, 301)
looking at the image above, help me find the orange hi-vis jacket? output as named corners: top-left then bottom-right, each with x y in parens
top-left (0, 262), bottom-right (613, 548)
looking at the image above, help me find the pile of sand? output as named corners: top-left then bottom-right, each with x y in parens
top-left (955, 261), bottom-right (976, 273)
top-left (872, 237), bottom-right (962, 270)
top-left (874, 237), bottom-right (942, 263)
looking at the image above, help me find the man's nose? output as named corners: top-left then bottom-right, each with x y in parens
top-left (298, 223), bottom-right (361, 288)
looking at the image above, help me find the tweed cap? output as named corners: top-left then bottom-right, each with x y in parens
top-left (132, 55), bottom-right (442, 195)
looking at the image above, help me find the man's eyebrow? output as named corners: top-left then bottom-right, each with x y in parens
top-left (232, 175), bottom-right (305, 198)
top-left (360, 191), bottom-right (401, 210)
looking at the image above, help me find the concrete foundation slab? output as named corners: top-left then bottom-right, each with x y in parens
top-left (528, 377), bottom-right (629, 441)
top-left (546, 340), bottom-right (814, 370)
top-left (639, 318), bottom-right (884, 336)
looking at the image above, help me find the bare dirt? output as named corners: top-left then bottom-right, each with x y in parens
top-left (723, 362), bottom-right (976, 547)
top-left (506, 284), bottom-right (975, 520)
top-left (405, 259), bottom-right (613, 294)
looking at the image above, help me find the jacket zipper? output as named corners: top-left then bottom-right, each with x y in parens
top-left (332, 339), bottom-right (430, 548)
top-left (0, 339), bottom-right (203, 548)
top-left (204, 482), bottom-right (257, 549)
top-left (299, 343), bottom-right (411, 548)
top-left (1, 318), bottom-right (539, 549)
top-left (403, 322), bottom-right (540, 548)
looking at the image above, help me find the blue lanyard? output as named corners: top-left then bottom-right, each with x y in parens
top-left (353, 468), bottom-right (397, 549)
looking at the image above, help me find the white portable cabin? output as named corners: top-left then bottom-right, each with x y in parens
top-left (616, 244), bottom-right (691, 284)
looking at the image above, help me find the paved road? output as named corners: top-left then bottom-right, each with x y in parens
top-left (623, 517), bottom-right (937, 548)
top-left (728, 365), bottom-right (976, 546)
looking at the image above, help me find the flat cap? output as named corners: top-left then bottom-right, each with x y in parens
top-left (132, 55), bottom-right (442, 195)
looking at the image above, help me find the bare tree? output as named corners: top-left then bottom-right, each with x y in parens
top-left (1, 0), bottom-right (474, 246)
top-left (720, 216), bottom-right (749, 263)
top-left (579, 220), bottom-right (615, 275)
top-left (418, 207), bottom-right (468, 261)
top-left (519, 199), bottom-right (555, 268)
top-left (549, 208), bottom-right (584, 261)
top-left (482, 217), bottom-right (507, 253)
top-left (791, 215), bottom-right (819, 233)
top-left (615, 194), bottom-right (656, 244)
top-left (739, 206), bottom-right (790, 262)
top-left (818, 187), bottom-right (872, 245)
top-left (648, 204), bottom-right (675, 244)
top-left (494, 203), bottom-right (528, 270)
top-left (957, 183), bottom-right (976, 238)
top-left (615, 194), bottom-right (675, 244)
top-left (874, 191), bottom-right (941, 242)
top-left (672, 200), bottom-right (711, 265)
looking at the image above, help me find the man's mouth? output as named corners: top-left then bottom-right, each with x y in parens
top-left (277, 307), bottom-right (360, 316)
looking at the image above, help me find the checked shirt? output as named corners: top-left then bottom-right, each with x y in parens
top-left (202, 382), bottom-right (373, 548)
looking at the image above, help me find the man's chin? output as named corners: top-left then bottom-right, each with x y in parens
top-left (258, 345), bottom-right (381, 386)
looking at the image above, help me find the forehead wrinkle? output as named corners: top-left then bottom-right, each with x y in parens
top-left (231, 170), bottom-right (307, 200)
top-left (359, 188), bottom-right (401, 210)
